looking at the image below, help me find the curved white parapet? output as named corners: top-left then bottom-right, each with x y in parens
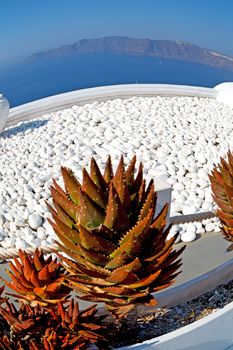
top-left (214, 82), bottom-right (233, 107)
top-left (155, 256), bottom-right (233, 308)
top-left (0, 94), bottom-right (9, 132)
top-left (7, 84), bottom-right (217, 127)
top-left (117, 300), bottom-right (233, 350)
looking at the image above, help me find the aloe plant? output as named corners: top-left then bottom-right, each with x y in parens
top-left (0, 286), bottom-right (5, 305)
top-left (0, 298), bottom-right (106, 349)
top-left (209, 150), bottom-right (233, 248)
top-left (48, 155), bottom-right (185, 319)
top-left (0, 248), bottom-right (70, 306)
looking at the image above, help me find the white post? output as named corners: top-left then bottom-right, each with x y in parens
top-left (0, 94), bottom-right (9, 133)
top-left (154, 178), bottom-right (172, 225)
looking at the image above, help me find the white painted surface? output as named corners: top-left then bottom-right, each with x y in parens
top-left (7, 84), bottom-right (217, 127)
top-left (155, 257), bottom-right (233, 308)
top-left (154, 178), bottom-right (171, 224)
top-left (0, 95), bottom-right (9, 132)
top-left (215, 82), bottom-right (233, 107)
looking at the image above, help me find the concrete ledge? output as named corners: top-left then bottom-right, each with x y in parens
top-left (7, 84), bottom-right (217, 127)
top-left (155, 256), bottom-right (233, 309)
top-left (118, 300), bottom-right (233, 349)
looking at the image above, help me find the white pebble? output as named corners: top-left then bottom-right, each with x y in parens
top-left (182, 206), bottom-right (197, 215)
top-left (173, 183), bottom-right (185, 191)
top-left (205, 223), bottom-right (215, 232)
top-left (15, 239), bottom-right (28, 250)
top-left (37, 227), bottom-right (46, 240)
top-left (28, 213), bottom-right (43, 230)
top-left (181, 231), bottom-right (196, 242)
top-left (186, 223), bottom-right (196, 233)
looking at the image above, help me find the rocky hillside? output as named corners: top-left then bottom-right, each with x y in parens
top-left (24, 36), bottom-right (233, 71)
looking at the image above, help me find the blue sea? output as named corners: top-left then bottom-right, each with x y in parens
top-left (1, 53), bottom-right (233, 107)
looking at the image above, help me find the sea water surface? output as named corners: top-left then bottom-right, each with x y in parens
top-left (1, 53), bottom-right (233, 107)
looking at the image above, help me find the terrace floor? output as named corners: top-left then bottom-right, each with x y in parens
top-left (175, 230), bottom-right (232, 286)
top-left (0, 230), bottom-right (233, 310)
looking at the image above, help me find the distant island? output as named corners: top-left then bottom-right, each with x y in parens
top-left (24, 36), bottom-right (233, 72)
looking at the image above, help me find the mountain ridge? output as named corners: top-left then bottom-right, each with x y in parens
top-left (24, 36), bottom-right (233, 71)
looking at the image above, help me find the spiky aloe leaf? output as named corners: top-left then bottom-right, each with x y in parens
top-left (82, 168), bottom-right (107, 208)
top-left (78, 188), bottom-right (105, 228)
top-left (78, 225), bottom-right (115, 254)
top-left (101, 155), bottom-right (113, 185)
top-left (50, 186), bottom-right (79, 221)
top-left (110, 208), bottom-right (154, 259)
top-left (210, 150), bottom-right (233, 244)
top-left (125, 155), bottom-right (136, 186)
top-left (138, 181), bottom-right (156, 221)
top-left (90, 157), bottom-right (107, 190)
top-left (103, 183), bottom-right (130, 231)
top-left (106, 258), bottom-right (142, 283)
top-left (61, 167), bottom-right (81, 204)
top-left (112, 156), bottom-right (131, 210)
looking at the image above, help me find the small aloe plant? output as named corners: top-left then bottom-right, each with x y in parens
top-left (48, 155), bottom-right (185, 319)
top-left (209, 150), bottom-right (233, 249)
top-left (0, 286), bottom-right (5, 305)
top-left (0, 298), bottom-right (107, 349)
top-left (0, 248), bottom-right (70, 306)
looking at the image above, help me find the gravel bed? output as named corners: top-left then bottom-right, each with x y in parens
top-left (0, 96), bottom-right (233, 251)
top-left (112, 278), bottom-right (233, 348)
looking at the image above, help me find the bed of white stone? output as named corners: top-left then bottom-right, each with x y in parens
top-left (0, 95), bottom-right (232, 251)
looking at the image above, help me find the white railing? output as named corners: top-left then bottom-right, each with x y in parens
top-left (7, 83), bottom-right (219, 127)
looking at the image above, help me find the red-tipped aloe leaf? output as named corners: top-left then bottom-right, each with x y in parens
top-left (111, 209), bottom-right (153, 259)
top-left (78, 188), bottom-right (105, 228)
top-left (82, 168), bottom-right (107, 208)
top-left (132, 161), bottom-right (143, 191)
top-left (210, 181), bottom-right (227, 199)
top-left (103, 155), bottom-right (114, 184)
top-left (77, 244), bottom-right (109, 266)
top-left (38, 265), bottom-right (51, 282)
top-left (48, 216), bottom-right (80, 244)
top-left (213, 195), bottom-right (233, 214)
top-left (125, 155), bottom-right (136, 186)
top-left (128, 269), bottom-right (161, 289)
top-left (105, 252), bottom-right (130, 270)
top-left (52, 178), bottom-right (66, 196)
top-left (112, 155), bottom-right (131, 210)
top-left (47, 201), bottom-right (74, 228)
top-left (29, 270), bottom-right (42, 288)
top-left (151, 203), bottom-right (169, 230)
top-left (105, 304), bottom-right (135, 320)
top-left (58, 252), bottom-right (111, 278)
top-left (104, 183), bottom-right (130, 231)
top-left (33, 251), bottom-right (44, 272)
top-left (61, 166), bottom-right (81, 204)
top-left (51, 186), bottom-right (79, 221)
top-left (139, 181), bottom-right (156, 221)
top-left (78, 224), bottom-right (114, 254)
top-left (106, 258), bottom-right (141, 283)
top-left (90, 157), bottom-right (107, 190)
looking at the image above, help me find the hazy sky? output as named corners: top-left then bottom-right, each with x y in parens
top-left (1, 0), bottom-right (233, 64)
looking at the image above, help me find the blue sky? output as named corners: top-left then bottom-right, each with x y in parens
top-left (1, 0), bottom-right (233, 64)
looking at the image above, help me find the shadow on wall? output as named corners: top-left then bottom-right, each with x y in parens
top-left (0, 119), bottom-right (48, 139)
